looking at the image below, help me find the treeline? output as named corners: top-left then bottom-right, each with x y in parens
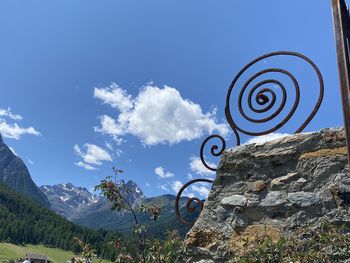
top-left (0, 182), bottom-right (125, 260)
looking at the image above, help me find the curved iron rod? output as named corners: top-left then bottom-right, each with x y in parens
top-left (226, 51), bottom-right (324, 136)
top-left (176, 51), bottom-right (324, 226)
top-left (175, 178), bottom-right (213, 227)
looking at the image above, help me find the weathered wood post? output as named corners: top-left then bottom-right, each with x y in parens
top-left (331, 0), bottom-right (350, 165)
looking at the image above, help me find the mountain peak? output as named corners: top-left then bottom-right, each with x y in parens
top-left (40, 183), bottom-right (102, 220)
top-left (126, 180), bottom-right (145, 198)
top-left (0, 135), bottom-right (49, 207)
top-left (126, 180), bottom-right (138, 187)
top-left (42, 181), bottom-right (146, 220)
top-left (61, 183), bottom-right (74, 189)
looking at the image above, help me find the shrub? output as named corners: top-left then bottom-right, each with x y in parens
top-left (231, 222), bottom-right (350, 263)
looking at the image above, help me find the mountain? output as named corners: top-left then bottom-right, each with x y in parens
top-left (42, 181), bottom-right (199, 238)
top-left (74, 194), bottom-right (200, 238)
top-left (40, 180), bottom-right (145, 220)
top-left (0, 181), bottom-right (123, 261)
top-left (0, 133), bottom-right (49, 207)
top-left (123, 180), bottom-right (145, 206)
top-left (40, 183), bottom-right (102, 220)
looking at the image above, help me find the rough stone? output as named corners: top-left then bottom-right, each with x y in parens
top-left (220, 195), bottom-right (247, 207)
top-left (260, 191), bottom-right (287, 207)
top-left (287, 192), bottom-right (319, 207)
top-left (179, 128), bottom-right (349, 262)
top-left (246, 180), bottom-right (266, 192)
top-left (270, 172), bottom-right (299, 189)
top-left (296, 178), bottom-right (307, 184)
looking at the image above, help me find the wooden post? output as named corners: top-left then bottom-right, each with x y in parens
top-left (331, 0), bottom-right (350, 166)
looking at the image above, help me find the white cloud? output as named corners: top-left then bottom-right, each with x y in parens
top-left (94, 84), bottom-right (229, 146)
top-left (160, 179), bottom-right (205, 198)
top-left (95, 115), bottom-right (123, 137)
top-left (115, 149), bottom-right (123, 157)
top-left (189, 156), bottom-right (215, 177)
top-left (160, 185), bottom-right (169, 191)
top-left (0, 108), bottom-right (40, 140)
top-left (0, 120), bottom-right (40, 140)
top-left (75, 161), bottom-right (97, 171)
top-left (155, 166), bottom-right (175, 179)
top-left (94, 83), bottom-right (133, 112)
top-left (104, 141), bottom-right (124, 157)
top-left (105, 142), bottom-right (113, 151)
top-left (28, 159), bottom-right (34, 166)
top-left (245, 133), bottom-right (289, 145)
top-left (0, 108), bottom-right (22, 120)
top-left (171, 180), bottom-right (183, 193)
top-left (145, 182), bottom-right (151, 187)
top-left (191, 184), bottom-right (210, 198)
top-left (186, 192), bottom-right (196, 198)
top-left (74, 143), bottom-right (112, 170)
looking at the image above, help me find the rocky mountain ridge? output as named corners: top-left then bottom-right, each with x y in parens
top-left (0, 133), bottom-right (49, 207)
top-left (40, 180), bottom-right (145, 220)
top-left (41, 180), bottom-right (197, 238)
top-left (40, 183), bottom-right (102, 220)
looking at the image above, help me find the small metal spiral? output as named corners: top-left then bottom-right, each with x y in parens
top-left (199, 129), bottom-right (240, 171)
top-left (175, 178), bottom-right (213, 227)
top-left (200, 134), bottom-right (228, 171)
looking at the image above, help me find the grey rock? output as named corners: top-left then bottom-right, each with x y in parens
top-left (260, 191), bottom-right (287, 207)
top-left (296, 178), bottom-right (307, 184)
top-left (232, 207), bottom-right (248, 229)
top-left (181, 128), bottom-right (350, 262)
top-left (287, 192), bottom-right (319, 207)
top-left (220, 194), bottom-right (247, 207)
top-left (271, 172), bottom-right (299, 189)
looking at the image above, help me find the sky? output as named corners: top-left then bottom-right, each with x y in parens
top-left (0, 0), bottom-right (346, 198)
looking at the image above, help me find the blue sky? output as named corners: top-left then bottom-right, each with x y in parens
top-left (0, 0), bottom-right (346, 198)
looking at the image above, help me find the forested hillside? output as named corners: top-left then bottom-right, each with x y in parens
top-left (75, 194), bottom-right (199, 238)
top-left (0, 182), bottom-right (122, 260)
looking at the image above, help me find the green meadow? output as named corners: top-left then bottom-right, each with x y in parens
top-left (0, 243), bottom-right (111, 263)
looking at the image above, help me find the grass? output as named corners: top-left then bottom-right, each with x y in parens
top-left (0, 243), bottom-right (111, 263)
top-left (299, 146), bottom-right (347, 159)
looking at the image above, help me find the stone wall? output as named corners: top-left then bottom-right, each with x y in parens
top-left (179, 128), bottom-right (350, 263)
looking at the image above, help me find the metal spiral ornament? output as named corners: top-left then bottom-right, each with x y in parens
top-left (175, 51), bottom-right (324, 227)
top-left (225, 51), bottom-right (324, 136)
top-left (200, 135), bottom-right (227, 171)
top-left (200, 130), bottom-right (240, 171)
top-left (175, 178), bottom-right (213, 227)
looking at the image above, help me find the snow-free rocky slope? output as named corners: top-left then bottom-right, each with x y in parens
top-left (0, 133), bottom-right (49, 207)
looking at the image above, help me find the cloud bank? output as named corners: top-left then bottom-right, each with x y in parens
top-left (94, 83), bottom-right (229, 145)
